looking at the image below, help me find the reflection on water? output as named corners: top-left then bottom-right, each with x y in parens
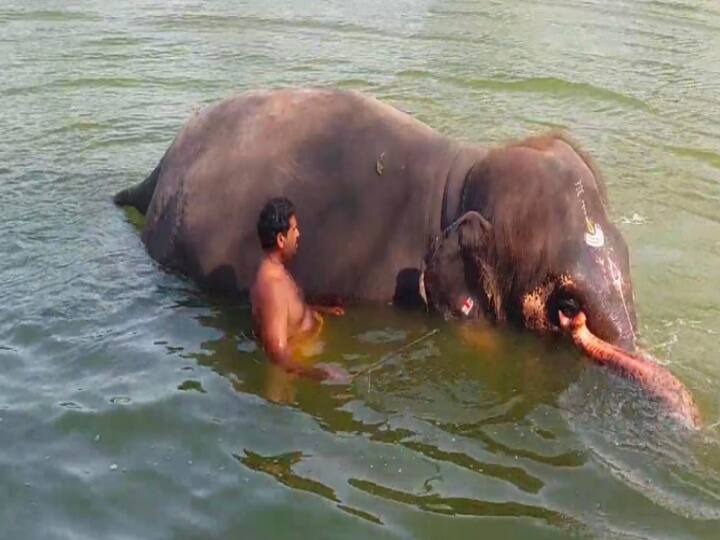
top-left (236, 449), bottom-right (386, 525)
top-left (185, 299), bottom-right (720, 537)
top-left (562, 375), bottom-right (720, 522)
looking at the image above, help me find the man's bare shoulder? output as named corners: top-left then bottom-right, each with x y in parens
top-left (252, 262), bottom-right (290, 303)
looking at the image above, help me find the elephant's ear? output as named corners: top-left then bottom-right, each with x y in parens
top-left (456, 211), bottom-right (505, 320)
top-left (456, 211), bottom-right (491, 258)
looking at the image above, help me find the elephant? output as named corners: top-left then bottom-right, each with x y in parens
top-left (421, 146), bottom-right (699, 426)
top-left (113, 87), bottom-right (699, 426)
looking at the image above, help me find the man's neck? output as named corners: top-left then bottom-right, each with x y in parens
top-left (264, 250), bottom-right (286, 268)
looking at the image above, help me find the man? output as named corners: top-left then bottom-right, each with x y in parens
top-left (251, 197), bottom-right (347, 381)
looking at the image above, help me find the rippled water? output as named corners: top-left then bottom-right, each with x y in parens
top-left (1, 1), bottom-right (719, 538)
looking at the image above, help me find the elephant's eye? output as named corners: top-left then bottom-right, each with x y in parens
top-left (548, 287), bottom-right (581, 327)
top-left (557, 295), bottom-right (580, 318)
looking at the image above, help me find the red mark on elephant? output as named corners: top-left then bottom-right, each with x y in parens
top-left (461, 296), bottom-right (474, 316)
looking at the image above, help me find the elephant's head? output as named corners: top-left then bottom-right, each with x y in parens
top-left (423, 134), bottom-right (698, 426)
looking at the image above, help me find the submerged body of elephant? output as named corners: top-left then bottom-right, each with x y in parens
top-left (114, 87), bottom-right (699, 426)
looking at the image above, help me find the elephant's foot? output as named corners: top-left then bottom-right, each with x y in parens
top-left (559, 310), bottom-right (700, 428)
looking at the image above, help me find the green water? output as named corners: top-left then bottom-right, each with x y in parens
top-left (1, 1), bottom-right (719, 538)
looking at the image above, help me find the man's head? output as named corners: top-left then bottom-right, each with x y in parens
top-left (257, 197), bottom-right (300, 262)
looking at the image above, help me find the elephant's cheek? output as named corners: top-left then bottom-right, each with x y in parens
top-left (521, 287), bottom-right (553, 332)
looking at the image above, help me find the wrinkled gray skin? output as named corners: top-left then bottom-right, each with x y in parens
top-left (114, 88), bottom-right (483, 304)
top-left (421, 136), bottom-right (638, 352)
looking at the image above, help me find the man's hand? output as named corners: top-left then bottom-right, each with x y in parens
top-left (314, 362), bottom-right (352, 384)
top-left (325, 306), bottom-right (345, 316)
top-left (280, 362), bottom-right (351, 384)
top-left (312, 305), bottom-right (345, 316)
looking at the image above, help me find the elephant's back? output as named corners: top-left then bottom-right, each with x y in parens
top-left (142, 87), bottom-right (458, 299)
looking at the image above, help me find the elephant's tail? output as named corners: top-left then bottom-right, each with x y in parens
top-left (113, 160), bottom-right (162, 215)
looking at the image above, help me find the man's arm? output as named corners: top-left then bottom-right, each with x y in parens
top-left (306, 294), bottom-right (345, 316)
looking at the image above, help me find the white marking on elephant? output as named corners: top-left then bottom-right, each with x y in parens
top-left (584, 222), bottom-right (604, 248)
top-left (574, 177), bottom-right (589, 220)
top-left (376, 152), bottom-right (386, 176)
top-left (461, 296), bottom-right (475, 316)
top-left (575, 174), bottom-right (633, 342)
top-left (574, 177), bottom-right (604, 248)
top-left (418, 271), bottom-right (427, 305)
top-left (608, 255), bottom-right (635, 341)
top-left (592, 246), bottom-right (636, 345)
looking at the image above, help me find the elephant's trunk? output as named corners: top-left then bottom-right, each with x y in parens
top-left (559, 310), bottom-right (700, 428)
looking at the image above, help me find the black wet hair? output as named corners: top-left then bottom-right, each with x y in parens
top-left (257, 197), bottom-right (296, 250)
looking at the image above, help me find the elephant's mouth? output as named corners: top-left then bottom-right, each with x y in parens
top-left (559, 309), bottom-right (700, 428)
